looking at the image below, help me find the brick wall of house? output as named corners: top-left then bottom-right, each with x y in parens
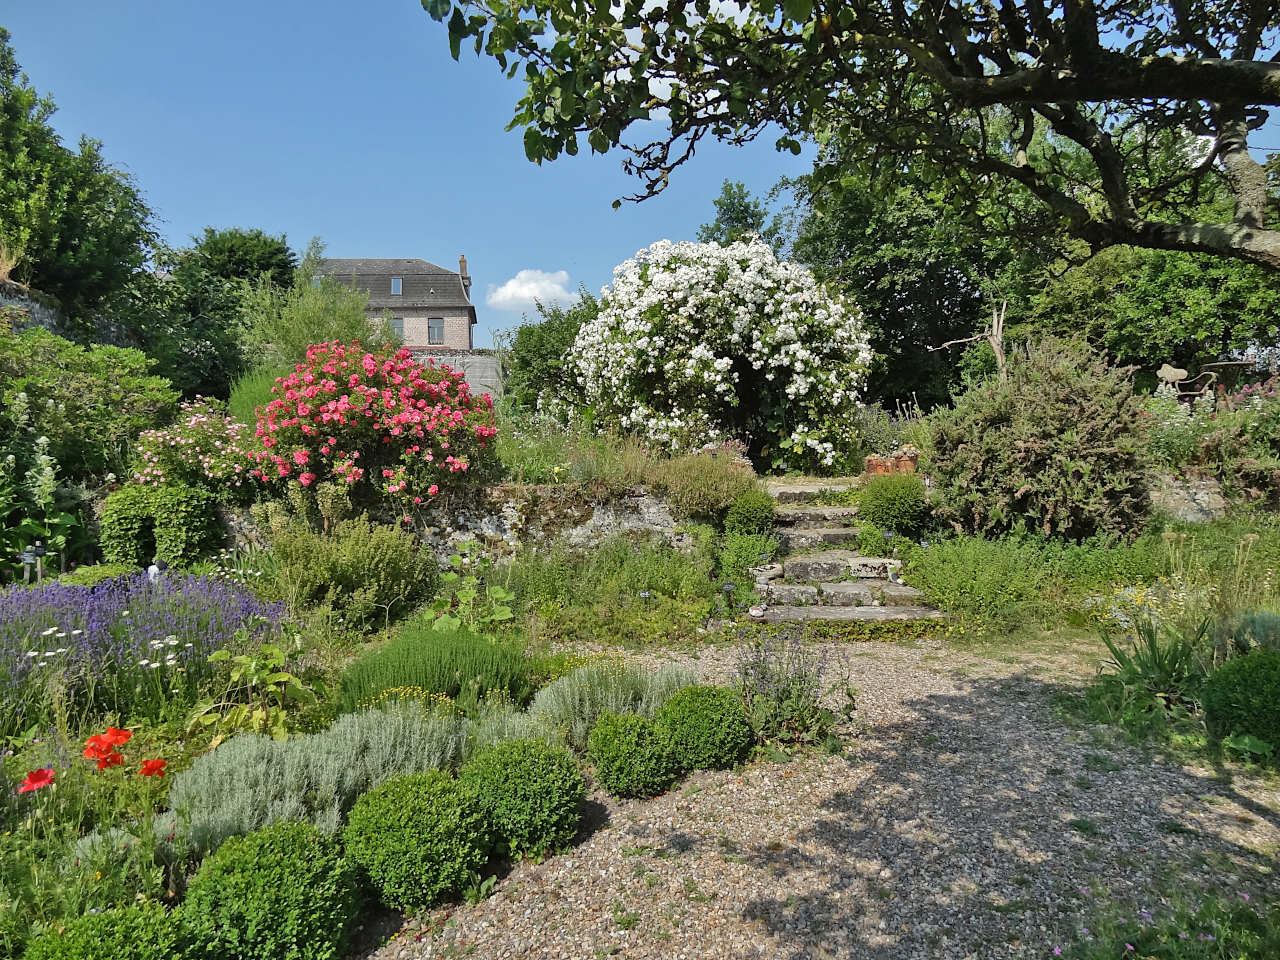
top-left (388, 307), bottom-right (473, 350)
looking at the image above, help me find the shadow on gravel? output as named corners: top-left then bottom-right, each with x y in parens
top-left (737, 672), bottom-right (1280, 960)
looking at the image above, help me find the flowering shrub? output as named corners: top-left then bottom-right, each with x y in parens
top-left (0, 573), bottom-right (284, 736)
top-left (571, 239), bottom-right (872, 471)
top-left (132, 398), bottom-right (257, 500)
top-left (252, 341), bottom-right (499, 517)
top-left (1144, 384), bottom-right (1219, 467)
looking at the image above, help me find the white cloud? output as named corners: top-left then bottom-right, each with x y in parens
top-left (485, 268), bottom-right (573, 312)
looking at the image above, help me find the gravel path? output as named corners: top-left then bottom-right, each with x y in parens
top-left (364, 640), bottom-right (1280, 960)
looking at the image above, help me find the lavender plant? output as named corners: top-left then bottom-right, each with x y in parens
top-left (0, 572), bottom-right (285, 736)
top-left (735, 629), bottom-right (851, 745)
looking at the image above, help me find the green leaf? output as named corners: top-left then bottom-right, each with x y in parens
top-left (448, 8), bottom-right (466, 59)
top-left (781, 0), bottom-right (813, 20)
top-left (422, 0), bottom-right (452, 21)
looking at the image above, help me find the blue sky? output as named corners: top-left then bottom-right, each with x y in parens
top-left (4, 1), bottom-right (811, 346)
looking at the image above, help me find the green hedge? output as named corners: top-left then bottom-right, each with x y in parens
top-left (100, 484), bottom-right (220, 567)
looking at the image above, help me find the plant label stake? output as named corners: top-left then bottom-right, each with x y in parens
top-left (33, 541), bottom-right (46, 582)
top-left (20, 546), bottom-right (35, 584)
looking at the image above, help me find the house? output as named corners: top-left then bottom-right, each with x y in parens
top-left (316, 255), bottom-right (477, 351)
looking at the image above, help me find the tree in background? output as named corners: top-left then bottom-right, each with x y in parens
top-left (428, 0), bottom-right (1280, 269)
top-left (499, 287), bottom-right (597, 411)
top-left (188, 226), bottom-right (297, 289)
top-left (0, 28), bottom-right (152, 315)
top-left (697, 180), bottom-right (782, 252)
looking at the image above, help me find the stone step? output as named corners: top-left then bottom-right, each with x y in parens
top-left (778, 526), bottom-right (860, 551)
top-left (774, 504), bottom-right (860, 528)
top-left (760, 579), bottom-right (924, 607)
top-left (782, 550), bottom-right (902, 583)
top-left (752, 604), bottom-right (944, 624)
top-left (765, 479), bottom-right (858, 504)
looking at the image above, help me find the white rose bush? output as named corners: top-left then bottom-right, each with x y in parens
top-left (571, 238), bottom-right (873, 472)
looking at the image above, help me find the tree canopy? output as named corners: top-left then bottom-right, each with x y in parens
top-left (697, 179), bottom-right (782, 250)
top-left (0, 28), bottom-right (152, 314)
top-left (188, 226), bottom-right (296, 288)
top-left (426, 0), bottom-right (1280, 269)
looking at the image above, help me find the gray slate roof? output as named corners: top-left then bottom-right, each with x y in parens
top-left (317, 258), bottom-right (473, 312)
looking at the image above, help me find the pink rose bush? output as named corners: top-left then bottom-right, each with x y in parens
top-left (133, 398), bottom-right (257, 500)
top-left (251, 341), bottom-right (498, 516)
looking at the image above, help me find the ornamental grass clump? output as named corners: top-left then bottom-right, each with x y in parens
top-left (343, 771), bottom-right (491, 910)
top-left (459, 739), bottom-right (585, 860)
top-left (0, 573), bottom-right (284, 738)
top-left (181, 821), bottom-right (362, 960)
top-left (571, 238), bottom-right (872, 472)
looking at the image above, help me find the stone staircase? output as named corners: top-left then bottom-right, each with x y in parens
top-left (753, 481), bottom-right (943, 625)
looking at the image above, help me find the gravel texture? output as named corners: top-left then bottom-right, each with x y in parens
top-left (362, 640), bottom-right (1280, 960)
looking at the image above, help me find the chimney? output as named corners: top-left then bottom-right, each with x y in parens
top-left (459, 254), bottom-right (471, 296)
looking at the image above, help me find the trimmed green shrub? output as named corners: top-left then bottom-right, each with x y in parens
top-left (856, 473), bottom-right (928, 538)
top-left (1202, 649), bottom-right (1280, 747)
top-left (655, 685), bottom-right (753, 771)
top-left (57, 562), bottom-right (137, 587)
top-left (167, 705), bottom-right (469, 857)
top-left (99, 483), bottom-right (221, 567)
top-left (181, 821), bottom-right (361, 960)
top-left (21, 903), bottom-right (179, 960)
top-left (587, 712), bottom-right (682, 798)
top-left (723, 488), bottom-right (776, 536)
top-left (267, 515), bottom-right (439, 629)
top-left (343, 771), bottom-right (490, 910)
top-left (653, 453), bottom-right (757, 523)
top-left (339, 627), bottom-right (535, 713)
top-left (459, 739), bottom-right (584, 860)
top-left (929, 338), bottom-right (1150, 541)
top-left (529, 661), bottom-right (694, 752)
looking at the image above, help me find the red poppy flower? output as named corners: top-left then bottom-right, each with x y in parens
top-left (103, 727), bottom-right (133, 747)
top-left (95, 752), bottom-right (124, 771)
top-left (17, 768), bottom-right (55, 793)
top-left (138, 758), bottom-right (167, 778)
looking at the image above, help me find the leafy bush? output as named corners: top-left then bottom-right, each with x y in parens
top-left (723, 488), bottom-right (776, 536)
top-left (181, 821), bottom-right (361, 960)
top-left (132, 398), bottom-right (257, 500)
top-left (0, 572), bottom-right (283, 737)
top-left (528, 660), bottom-right (694, 751)
top-left (21, 902), bottom-right (179, 960)
top-left (571, 238), bottom-right (872, 471)
top-left (167, 705), bottom-right (470, 857)
top-left (586, 712), bottom-right (682, 798)
top-left (736, 630), bottom-right (841, 745)
top-left (904, 536), bottom-right (1050, 627)
top-left (929, 338), bottom-right (1150, 541)
top-left (338, 627), bottom-right (535, 713)
top-left (500, 290), bottom-right (595, 411)
top-left (343, 771), bottom-right (490, 910)
top-left (56, 563), bottom-right (136, 587)
top-left (0, 328), bottom-right (177, 482)
top-left (250, 341), bottom-right (498, 515)
top-left (459, 739), bottom-right (584, 860)
top-left (99, 483), bottom-right (221, 567)
top-left (1202, 648), bottom-right (1280, 748)
top-left (655, 685), bottom-right (753, 770)
top-left (856, 473), bottom-right (928, 538)
top-left (652, 452), bottom-right (758, 523)
top-left (717, 532), bottom-right (779, 605)
top-left (267, 515), bottom-right (439, 630)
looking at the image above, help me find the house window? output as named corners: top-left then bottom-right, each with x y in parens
top-left (390, 277), bottom-right (402, 296)
top-left (386, 316), bottom-right (404, 340)
top-left (428, 317), bottom-right (445, 345)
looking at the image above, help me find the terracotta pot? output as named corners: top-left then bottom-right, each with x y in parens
top-left (894, 455), bottom-right (917, 474)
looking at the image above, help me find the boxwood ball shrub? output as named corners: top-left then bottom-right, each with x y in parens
top-left (856, 474), bottom-right (928, 538)
top-left (723, 488), bottom-right (777, 536)
top-left (929, 338), bottom-right (1150, 541)
top-left (656, 685), bottom-right (754, 771)
top-left (56, 562), bottom-right (137, 587)
top-left (572, 238), bottom-right (872, 472)
top-left (459, 739), bottom-right (585, 860)
top-left (21, 902), bottom-right (179, 960)
top-left (1202, 648), bottom-right (1280, 747)
top-left (343, 771), bottom-right (490, 910)
top-left (587, 712), bottom-right (682, 798)
top-left (181, 821), bottom-right (362, 960)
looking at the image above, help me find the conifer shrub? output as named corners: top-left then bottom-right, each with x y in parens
top-left (655, 685), bottom-right (753, 771)
top-left (343, 771), bottom-right (490, 910)
top-left (586, 712), bottom-right (682, 798)
top-left (181, 821), bottom-right (361, 960)
top-left (459, 739), bottom-right (585, 860)
top-left (929, 339), bottom-right (1149, 541)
